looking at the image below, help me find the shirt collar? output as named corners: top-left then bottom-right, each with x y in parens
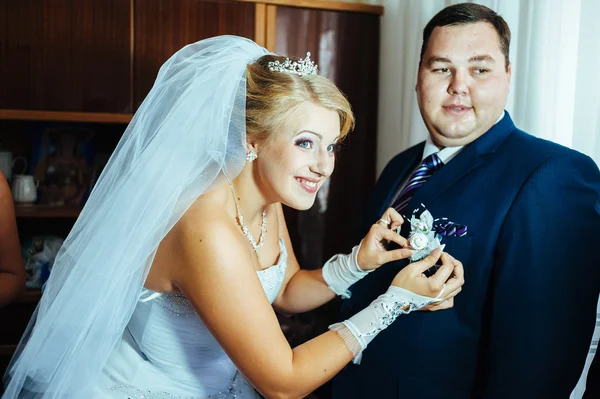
top-left (422, 139), bottom-right (463, 164)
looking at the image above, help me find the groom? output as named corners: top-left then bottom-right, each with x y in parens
top-left (332, 3), bottom-right (600, 398)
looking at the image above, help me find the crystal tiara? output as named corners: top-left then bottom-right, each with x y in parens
top-left (268, 52), bottom-right (318, 76)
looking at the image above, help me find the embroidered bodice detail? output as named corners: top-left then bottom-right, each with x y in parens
top-left (256, 239), bottom-right (288, 304)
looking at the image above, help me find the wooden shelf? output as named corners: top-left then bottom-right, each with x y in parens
top-left (0, 109), bottom-right (132, 124)
top-left (15, 205), bottom-right (81, 218)
top-left (238, 0), bottom-right (384, 15)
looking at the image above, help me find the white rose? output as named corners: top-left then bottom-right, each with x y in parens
top-left (409, 232), bottom-right (429, 250)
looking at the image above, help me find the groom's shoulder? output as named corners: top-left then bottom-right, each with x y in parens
top-left (509, 128), bottom-right (591, 162)
top-left (505, 128), bottom-right (598, 175)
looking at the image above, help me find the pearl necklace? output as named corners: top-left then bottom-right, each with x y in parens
top-left (228, 182), bottom-right (267, 258)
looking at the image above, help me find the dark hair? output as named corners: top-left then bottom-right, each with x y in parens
top-left (419, 3), bottom-right (511, 71)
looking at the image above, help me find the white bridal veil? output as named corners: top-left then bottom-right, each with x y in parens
top-left (3, 36), bottom-right (270, 398)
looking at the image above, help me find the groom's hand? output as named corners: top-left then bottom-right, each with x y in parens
top-left (356, 208), bottom-right (413, 271)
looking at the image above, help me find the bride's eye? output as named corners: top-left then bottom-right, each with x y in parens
top-left (295, 139), bottom-right (314, 150)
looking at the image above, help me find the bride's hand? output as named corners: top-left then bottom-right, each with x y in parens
top-left (390, 248), bottom-right (464, 310)
top-left (356, 207), bottom-right (413, 271)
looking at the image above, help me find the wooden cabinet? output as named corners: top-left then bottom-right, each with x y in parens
top-left (0, 0), bottom-right (132, 113)
top-left (133, 0), bottom-right (255, 108)
top-left (275, 6), bottom-right (380, 266)
top-left (0, 0), bottom-right (257, 113)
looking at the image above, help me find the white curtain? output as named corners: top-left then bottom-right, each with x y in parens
top-left (376, 0), bottom-right (600, 175)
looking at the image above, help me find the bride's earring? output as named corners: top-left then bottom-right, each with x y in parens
top-left (246, 150), bottom-right (257, 163)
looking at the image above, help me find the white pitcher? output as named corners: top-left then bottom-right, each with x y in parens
top-left (12, 174), bottom-right (38, 204)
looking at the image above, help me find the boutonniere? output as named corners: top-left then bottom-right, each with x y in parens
top-left (397, 205), bottom-right (468, 261)
top-left (398, 208), bottom-right (444, 261)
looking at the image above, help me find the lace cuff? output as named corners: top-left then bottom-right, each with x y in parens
top-left (329, 286), bottom-right (439, 364)
top-left (329, 322), bottom-right (362, 359)
top-left (321, 242), bottom-right (371, 299)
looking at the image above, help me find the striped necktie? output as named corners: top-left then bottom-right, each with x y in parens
top-left (392, 153), bottom-right (443, 213)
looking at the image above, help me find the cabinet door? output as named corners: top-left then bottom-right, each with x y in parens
top-left (133, 0), bottom-right (255, 109)
top-left (276, 7), bottom-right (380, 266)
top-left (0, 0), bottom-right (132, 113)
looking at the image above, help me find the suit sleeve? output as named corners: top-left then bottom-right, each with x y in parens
top-left (479, 153), bottom-right (600, 398)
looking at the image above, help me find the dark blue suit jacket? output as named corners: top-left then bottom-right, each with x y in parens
top-left (332, 112), bottom-right (600, 398)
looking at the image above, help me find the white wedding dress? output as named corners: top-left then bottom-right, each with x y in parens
top-left (93, 239), bottom-right (288, 399)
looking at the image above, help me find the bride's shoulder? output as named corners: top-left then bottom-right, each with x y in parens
top-left (152, 187), bottom-right (250, 289)
top-left (171, 188), bottom-right (243, 253)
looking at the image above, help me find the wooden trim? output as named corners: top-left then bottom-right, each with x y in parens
top-left (14, 205), bottom-right (81, 218)
top-left (129, 0), bottom-right (135, 112)
top-left (237, 0), bottom-right (383, 15)
top-left (265, 5), bottom-right (277, 52)
top-left (0, 110), bottom-right (132, 124)
top-left (254, 3), bottom-right (267, 46)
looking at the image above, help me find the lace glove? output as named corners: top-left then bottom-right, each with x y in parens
top-left (321, 242), bottom-right (371, 299)
top-left (329, 285), bottom-right (442, 364)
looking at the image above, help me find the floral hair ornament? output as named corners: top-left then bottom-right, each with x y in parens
top-left (268, 52), bottom-right (318, 76)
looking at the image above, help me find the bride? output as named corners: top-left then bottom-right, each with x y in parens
top-left (3, 36), bottom-right (464, 399)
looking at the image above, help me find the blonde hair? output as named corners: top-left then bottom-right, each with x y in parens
top-left (246, 54), bottom-right (354, 144)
